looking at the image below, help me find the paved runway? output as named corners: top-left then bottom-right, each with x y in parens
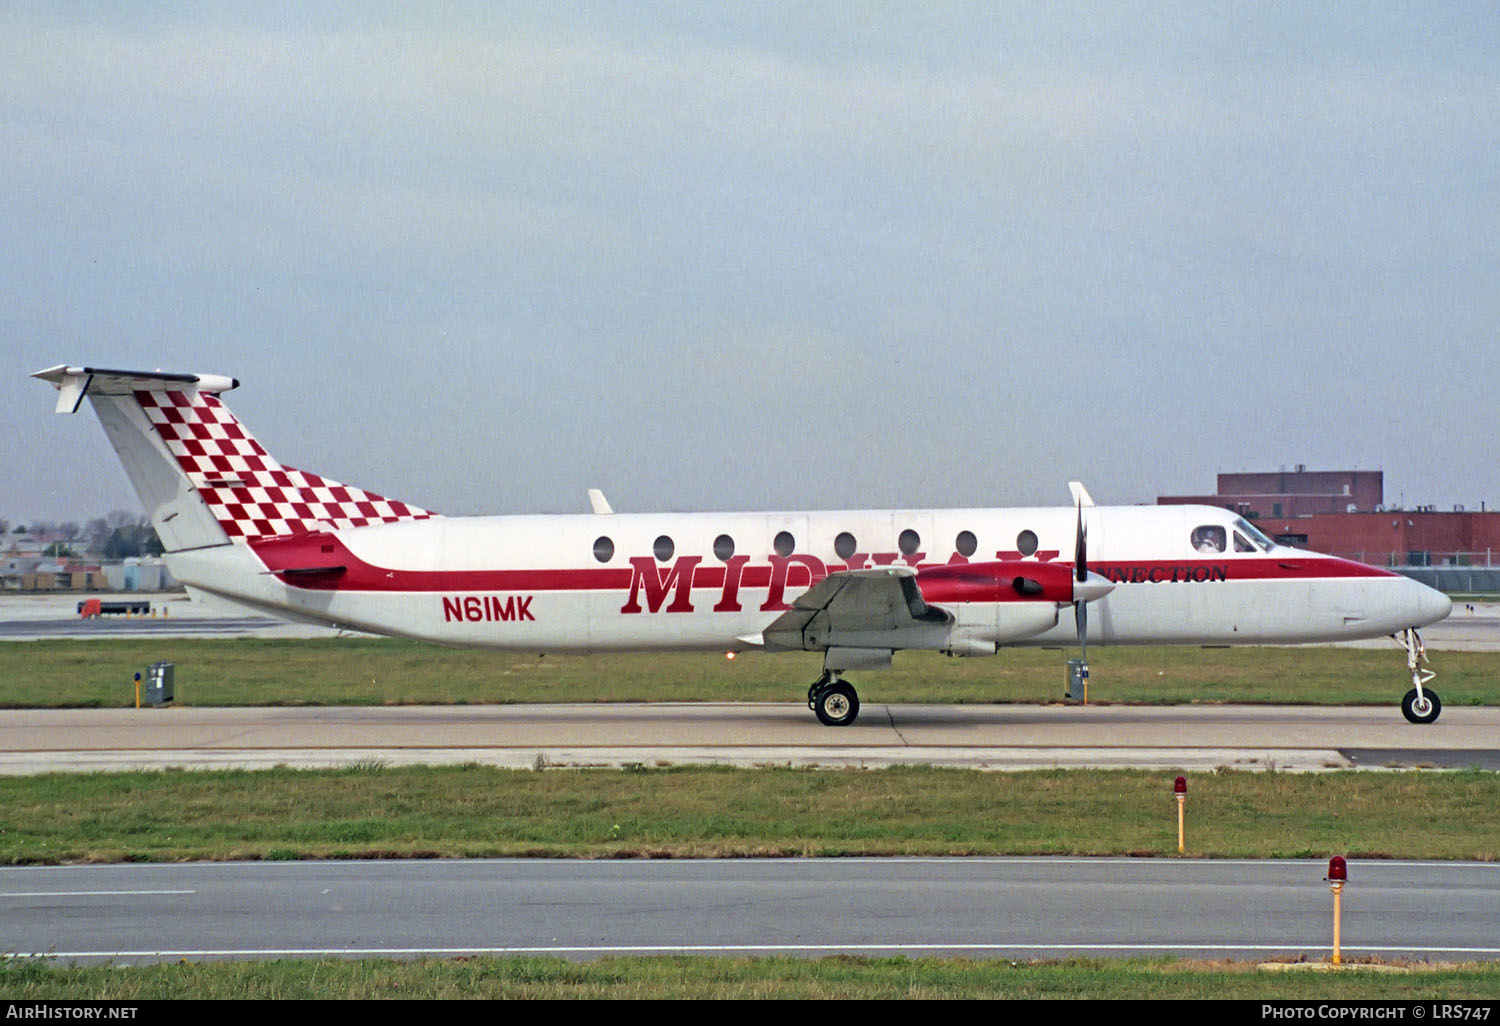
top-left (4, 857), bottom-right (1496, 965)
top-left (0, 594), bottom-right (351, 640)
top-left (4, 702), bottom-right (1499, 773)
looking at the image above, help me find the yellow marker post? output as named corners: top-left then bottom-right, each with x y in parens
top-left (1173, 776), bottom-right (1187, 854)
top-left (1326, 856), bottom-right (1348, 965)
top-left (133, 671), bottom-right (141, 710)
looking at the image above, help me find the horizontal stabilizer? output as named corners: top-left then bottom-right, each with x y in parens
top-left (33, 365), bottom-right (238, 413)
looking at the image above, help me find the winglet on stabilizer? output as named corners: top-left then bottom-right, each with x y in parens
top-left (588, 489), bottom-right (614, 515)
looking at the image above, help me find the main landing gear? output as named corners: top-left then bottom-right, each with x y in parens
top-left (808, 670), bottom-right (860, 727)
top-left (1397, 627), bottom-right (1441, 725)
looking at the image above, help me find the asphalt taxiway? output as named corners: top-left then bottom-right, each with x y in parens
top-left (5, 857), bottom-right (1497, 965)
top-left (4, 702), bottom-right (1499, 774)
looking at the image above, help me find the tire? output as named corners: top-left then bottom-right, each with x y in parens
top-left (814, 681), bottom-right (860, 727)
top-left (1401, 687), bottom-right (1441, 725)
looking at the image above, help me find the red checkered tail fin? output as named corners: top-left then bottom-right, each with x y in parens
top-left (33, 365), bottom-right (437, 551)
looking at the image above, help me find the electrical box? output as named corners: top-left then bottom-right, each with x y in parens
top-left (146, 661), bottom-right (174, 707)
top-left (1066, 659), bottom-right (1088, 701)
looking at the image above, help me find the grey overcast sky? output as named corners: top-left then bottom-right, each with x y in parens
top-left (4, 3), bottom-right (1497, 523)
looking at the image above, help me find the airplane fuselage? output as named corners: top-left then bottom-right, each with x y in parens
top-left (173, 502), bottom-right (1448, 653)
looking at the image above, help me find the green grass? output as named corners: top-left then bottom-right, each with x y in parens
top-left (3, 954), bottom-right (1498, 999)
top-left (1, 638), bottom-right (1495, 708)
top-left (2, 765), bottom-right (1498, 864)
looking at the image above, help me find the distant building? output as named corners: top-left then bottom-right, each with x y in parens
top-left (102, 558), bottom-right (176, 592)
top-left (1159, 467), bottom-right (1383, 518)
top-left (3, 524), bottom-right (178, 591)
top-left (1159, 469), bottom-right (1498, 568)
top-left (20, 562), bottom-right (108, 591)
top-left (1253, 510), bottom-right (1500, 567)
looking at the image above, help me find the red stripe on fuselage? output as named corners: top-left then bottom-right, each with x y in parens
top-left (248, 533), bottom-right (1395, 595)
top-left (1092, 558), bottom-right (1394, 583)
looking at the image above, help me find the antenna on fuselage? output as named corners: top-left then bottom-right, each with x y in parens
top-left (588, 489), bottom-right (614, 515)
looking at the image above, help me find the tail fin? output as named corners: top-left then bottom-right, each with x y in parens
top-left (34, 365), bottom-right (436, 552)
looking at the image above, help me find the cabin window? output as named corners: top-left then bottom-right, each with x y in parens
top-left (773, 531), bottom-right (795, 557)
top-left (593, 536), bottom-right (614, 563)
top-left (955, 530), bottom-right (977, 557)
top-left (1016, 529), bottom-right (1038, 556)
top-left (653, 535), bottom-right (675, 562)
top-left (1191, 525), bottom-right (1226, 554)
top-left (834, 531), bottom-right (857, 560)
top-left (713, 534), bottom-right (735, 560)
top-left (898, 529), bottom-right (921, 555)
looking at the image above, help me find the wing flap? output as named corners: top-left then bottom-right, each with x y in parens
top-left (763, 568), bottom-right (951, 653)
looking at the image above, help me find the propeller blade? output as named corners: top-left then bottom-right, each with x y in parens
top-left (1075, 502), bottom-right (1087, 582)
top-left (1074, 500), bottom-right (1089, 659)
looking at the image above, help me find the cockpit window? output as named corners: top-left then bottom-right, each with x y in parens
top-left (1231, 517), bottom-right (1274, 552)
top-left (1233, 531), bottom-right (1255, 553)
top-left (1191, 525), bottom-right (1226, 554)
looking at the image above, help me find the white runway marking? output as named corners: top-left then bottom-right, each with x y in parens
top-left (1, 889), bottom-right (195, 897)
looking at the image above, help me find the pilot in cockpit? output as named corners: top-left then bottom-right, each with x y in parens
top-left (1191, 525), bottom-right (1226, 553)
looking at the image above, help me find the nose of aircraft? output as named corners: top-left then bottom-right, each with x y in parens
top-left (1407, 578), bottom-right (1452, 627)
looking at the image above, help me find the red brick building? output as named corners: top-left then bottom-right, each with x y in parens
top-left (1160, 470), bottom-right (1499, 567)
top-left (1159, 468), bottom-right (1383, 518)
top-left (1253, 510), bottom-right (1500, 566)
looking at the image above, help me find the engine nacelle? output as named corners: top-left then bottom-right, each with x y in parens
top-left (945, 597), bottom-right (1060, 650)
top-left (994, 602), bottom-right (1061, 642)
top-left (942, 634), bottom-right (998, 658)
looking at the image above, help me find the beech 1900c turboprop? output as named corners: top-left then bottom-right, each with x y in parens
top-left (35, 365), bottom-right (1453, 727)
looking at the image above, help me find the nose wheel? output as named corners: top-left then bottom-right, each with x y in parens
top-left (1401, 687), bottom-right (1441, 725)
top-left (808, 671), bottom-right (860, 727)
top-left (1397, 627), bottom-right (1441, 724)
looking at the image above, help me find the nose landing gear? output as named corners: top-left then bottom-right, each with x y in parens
top-left (1397, 627), bottom-right (1441, 724)
top-left (808, 670), bottom-right (860, 727)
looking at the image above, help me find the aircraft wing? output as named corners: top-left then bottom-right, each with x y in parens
top-left (762, 567), bottom-right (950, 655)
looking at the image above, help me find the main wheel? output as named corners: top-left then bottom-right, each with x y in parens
top-left (813, 680), bottom-right (860, 727)
top-left (1401, 687), bottom-right (1441, 724)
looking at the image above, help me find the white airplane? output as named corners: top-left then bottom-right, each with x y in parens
top-left (35, 365), bottom-right (1453, 727)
